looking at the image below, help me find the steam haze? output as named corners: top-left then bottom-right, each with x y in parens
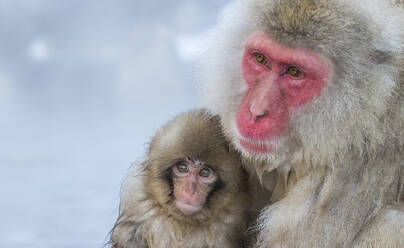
top-left (0, 1), bottom-right (227, 247)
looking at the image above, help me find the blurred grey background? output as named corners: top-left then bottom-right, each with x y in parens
top-left (0, 0), bottom-right (227, 247)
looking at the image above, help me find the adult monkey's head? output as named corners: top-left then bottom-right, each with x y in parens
top-left (201, 0), bottom-right (404, 170)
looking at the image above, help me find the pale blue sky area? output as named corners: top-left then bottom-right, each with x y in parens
top-left (0, 1), bottom-right (228, 247)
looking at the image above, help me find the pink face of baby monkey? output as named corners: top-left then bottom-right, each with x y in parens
top-left (172, 159), bottom-right (218, 215)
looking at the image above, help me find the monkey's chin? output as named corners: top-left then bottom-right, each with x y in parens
top-left (175, 200), bottom-right (202, 216)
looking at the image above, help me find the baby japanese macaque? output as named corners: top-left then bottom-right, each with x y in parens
top-left (110, 109), bottom-right (249, 248)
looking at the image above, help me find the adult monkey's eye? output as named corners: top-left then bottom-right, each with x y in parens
top-left (176, 164), bottom-right (188, 173)
top-left (199, 168), bottom-right (212, 178)
top-left (286, 66), bottom-right (303, 78)
top-left (255, 52), bottom-right (268, 65)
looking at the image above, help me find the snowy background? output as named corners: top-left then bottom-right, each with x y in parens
top-left (0, 1), bottom-right (227, 247)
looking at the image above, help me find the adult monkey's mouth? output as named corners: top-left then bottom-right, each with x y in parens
top-left (239, 138), bottom-right (273, 154)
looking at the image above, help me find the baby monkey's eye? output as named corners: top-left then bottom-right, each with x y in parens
top-left (176, 164), bottom-right (189, 173)
top-left (254, 52), bottom-right (268, 65)
top-left (286, 66), bottom-right (303, 78)
top-left (199, 168), bottom-right (212, 178)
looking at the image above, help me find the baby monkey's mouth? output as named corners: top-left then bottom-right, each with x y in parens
top-left (175, 200), bottom-right (203, 215)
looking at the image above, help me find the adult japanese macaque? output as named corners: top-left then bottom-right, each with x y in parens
top-left (201, 0), bottom-right (404, 247)
top-left (110, 110), bottom-right (249, 248)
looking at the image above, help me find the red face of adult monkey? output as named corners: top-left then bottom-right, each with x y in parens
top-left (237, 32), bottom-right (331, 154)
top-left (201, 0), bottom-right (404, 247)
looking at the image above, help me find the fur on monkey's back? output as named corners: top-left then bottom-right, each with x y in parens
top-left (111, 109), bottom-right (248, 248)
